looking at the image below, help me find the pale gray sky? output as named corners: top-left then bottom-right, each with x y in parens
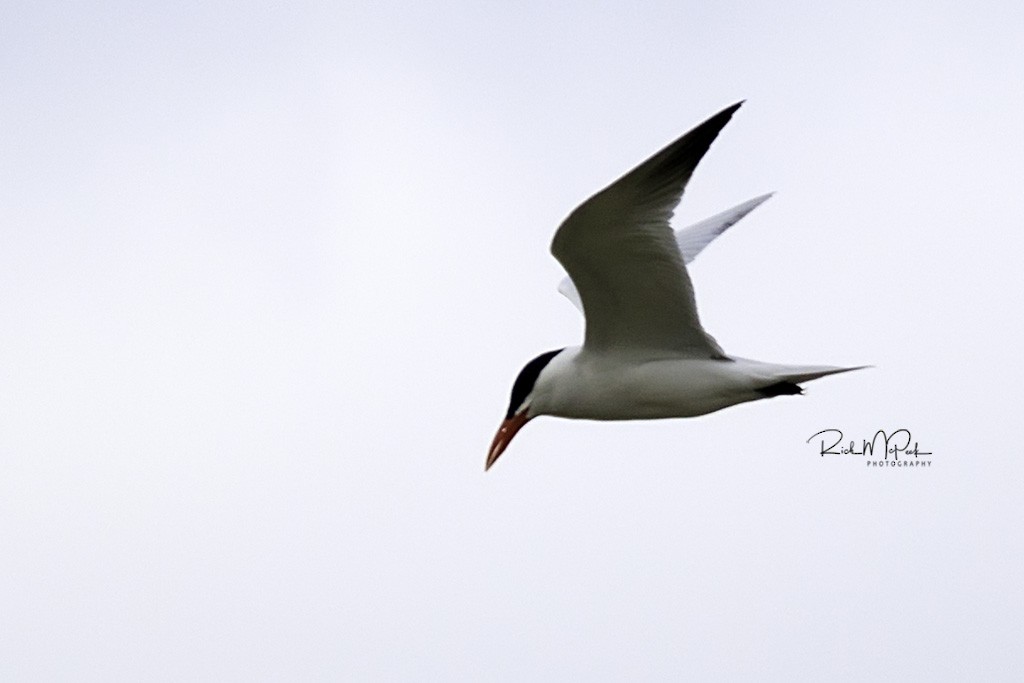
top-left (2, 1), bottom-right (1023, 680)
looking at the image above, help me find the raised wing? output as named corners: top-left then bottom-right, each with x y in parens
top-left (674, 193), bottom-right (772, 264)
top-left (557, 193), bottom-right (772, 312)
top-left (550, 102), bottom-right (742, 356)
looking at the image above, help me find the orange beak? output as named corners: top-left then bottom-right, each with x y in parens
top-left (486, 411), bottom-right (530, 471)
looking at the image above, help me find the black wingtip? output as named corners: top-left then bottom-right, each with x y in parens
top-left (594, 100), bottom-right (749, 211)
top-left (686, 101), bottom-right (745, 143)
top-left (710, 100), bottom-right (744, 123)
top-left (643, 101), bottom-right (745, 182)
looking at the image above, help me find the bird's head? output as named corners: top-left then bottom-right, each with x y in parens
top-left (486, 348), bottom-right (565, 471)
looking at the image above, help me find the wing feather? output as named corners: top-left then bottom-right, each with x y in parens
top-left (550, 103), bottom-right (742, 356)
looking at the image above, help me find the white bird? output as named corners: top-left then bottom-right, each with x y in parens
top-left (487, 102), bottom-right (865, 470)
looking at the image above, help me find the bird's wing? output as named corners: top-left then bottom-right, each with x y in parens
top-left (550, 102), bottom-right (741, 357)
top-left (556, 192), bottom-right (772, 312)
top-left (674, 192), bottom-right (772, 264)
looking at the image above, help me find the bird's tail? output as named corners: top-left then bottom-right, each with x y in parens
top-left (729, 357), bottom-right (870, 395)
top-left (773, 364), bottom-right (871, 385)
top-left (754, 364), bottom-right (868, 398)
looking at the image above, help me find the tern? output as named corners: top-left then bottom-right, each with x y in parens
top-left (487, 102), bottom-right (865, 470)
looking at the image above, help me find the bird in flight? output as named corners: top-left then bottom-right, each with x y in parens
top-left (488, 102), bottom-right (865, 470)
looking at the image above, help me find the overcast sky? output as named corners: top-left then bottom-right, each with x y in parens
top-left (2, 1), bottom-right (1023, 680)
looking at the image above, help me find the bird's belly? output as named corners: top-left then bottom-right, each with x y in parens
top-left (552, 359), bottom-right (758, 421)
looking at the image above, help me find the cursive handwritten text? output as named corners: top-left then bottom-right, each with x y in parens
top-left (806, 428), bottom-right (933, 461)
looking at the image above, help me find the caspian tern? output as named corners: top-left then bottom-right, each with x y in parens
top-left (487, 102), bottom-right (865, 470)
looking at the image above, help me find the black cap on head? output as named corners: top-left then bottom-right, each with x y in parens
top-left (506, 349), bottom-right (564, 419)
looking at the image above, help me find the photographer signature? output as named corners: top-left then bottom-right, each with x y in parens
top-left (806, 428), bottom-right (932, 460)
